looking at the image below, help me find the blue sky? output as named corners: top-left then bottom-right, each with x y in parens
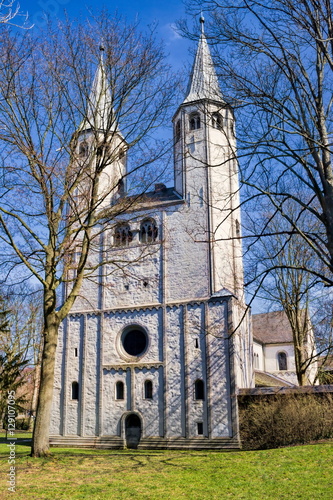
top-left (16, 2), bottom-right (266, 312)
top-left (19, 0), bottom-right (196, 71)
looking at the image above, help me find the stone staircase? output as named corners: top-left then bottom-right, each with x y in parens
top-left (50, 435), bottom-right (241, 451)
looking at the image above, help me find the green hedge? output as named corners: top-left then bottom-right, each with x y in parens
top-left (238, 393), bottom-right (333, 450)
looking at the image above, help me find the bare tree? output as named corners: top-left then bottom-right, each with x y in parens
top-left (181, 0), bottom-right (333, 287)
top-left (0, 0), bottom-right (19, 24)
top-left (0, 12), bottom-right (176, 456)
top-left (245, 199), bottom-right (329, 384)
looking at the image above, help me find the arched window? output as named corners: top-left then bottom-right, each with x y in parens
top-left (278, 352), bottom-right (287, 371)
top-left (140, 219), bottom-right (158, 244)
top-left (144, 380), bottom-right (153, 399)
top-left (117, 179), bottom-right (125, 196)
top-left (212, 112), bottom-right (222, 130)
top-left (79, 141), bottom-right (88, 157)
top-left (114, 224), bottom-right (133, 247)
top-left (116, 381), bottom-right (124, 400)
top-left (189, 113), bottom-right (201, 130)
top-left (71, 381), bottom-right (79, 400)
top-left (175, 120), bottom-right (181, 142)
top-left (194, 379), bottom-right (205, 400)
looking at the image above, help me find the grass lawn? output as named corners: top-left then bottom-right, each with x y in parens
top-left (0, 434), bottom-right (332, 499)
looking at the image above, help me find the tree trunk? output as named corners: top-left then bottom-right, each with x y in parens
top-left (298, 371), bottom-right (307, 386)
top-left (31, 319), bottom-right (59, 457)
top-left (294, 342), bottom-right (308, 386)
top-left (29, 362), bottom-right (41, 432)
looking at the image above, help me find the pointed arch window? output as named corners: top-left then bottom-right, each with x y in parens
top-left (194, 379), bottom-right (205, 400)
top-left (278, 352), bottom-right (287, 371)
top-left (116, 381), bottom-right (124, 400)
top-left (189, 113), bottom-right (201, 130)
top-left (212, 112), bottom-right (222, 130)
top-left (114, 224), bottom-right (133, 247)
top-left (144, 380), bottom-right (153, 399)
top-left (71, 381), bottom-right (79, 400)
top-left (140, 218), bottom-right (158, 244)
top-left (175, 120), bottom-right (181, 142)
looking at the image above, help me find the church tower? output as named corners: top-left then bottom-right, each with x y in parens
top-left (50, 20), bottom-right (253, 451)
top-left (173, 17), bottom-right (243, 297)
top-left (76, 48), bottom-right (128, 207)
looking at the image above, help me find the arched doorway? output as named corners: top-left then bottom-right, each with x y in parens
top-left (125, 414), bottom-right (142, 449)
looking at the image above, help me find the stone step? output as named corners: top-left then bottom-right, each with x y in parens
top-left (50, 435), bottom-right (241, 451)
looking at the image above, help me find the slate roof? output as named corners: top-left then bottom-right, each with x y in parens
top-left (101, 185), bottom-right (183, 220)
top-left (132, 186), bottom-right (182, 204)
top-left (121, 185), bottom-right (183, 211)
top-left (252, 310), bottom-right (293, 344)
top-left (78, 51), bottom-right (119, 134)
top-left (183, 18), bottom-right (224, 104)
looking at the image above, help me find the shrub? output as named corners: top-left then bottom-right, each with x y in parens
top-left (239, 393), bottom-right (333, 450)
top-left (15, 418), bottom-right (30, 430)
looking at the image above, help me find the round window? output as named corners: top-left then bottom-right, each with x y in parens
top-left (121, 327), bottom-right (148, 357)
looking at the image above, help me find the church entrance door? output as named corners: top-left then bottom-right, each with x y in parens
top-left (125, 414), bottom-right (141, 449)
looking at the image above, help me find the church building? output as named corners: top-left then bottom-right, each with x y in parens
top-left (50, 18), bottom-right (253, 450)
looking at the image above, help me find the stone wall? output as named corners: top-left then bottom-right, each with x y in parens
top-left (50, 298), bottom-right (237, 443)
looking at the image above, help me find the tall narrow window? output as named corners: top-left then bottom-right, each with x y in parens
top-left (212, 112), bottom-right (222, 130)
top-left (253, 352), bottom-right (259, 369)
top-left (175, 120), bottom-right (181, 142)
top-left (79, 141), bottom-right (88, 157)
top-left (189, 113), bottom-right (201, 130)
top-left (140, 219), bottom-right (158, 243)
top-left (116, 381), bottom-right (124, 400)
top-left (278, 352), bottom-right (287, 371)
top-left (236, 220), bottom-right (240, 238)
top-left (194, 379), bottom-right (204, 400)
top-left (117, 179), bottom-right (125, 196)
top-left (197, 422), bottom-right (203, 435)
top-left (144, 380), bottom-right (153, 399)
top-left (71, 381), bottom-right (79, 400)
top-left (114, 224), bottom-right (133, 247)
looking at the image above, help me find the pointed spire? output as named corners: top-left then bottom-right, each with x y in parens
top-left (183, 17), bottom-right (224, 104)
top-left (79, 46), bottom-right (115, 133)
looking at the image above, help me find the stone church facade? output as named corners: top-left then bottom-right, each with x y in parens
top-left (50, 19), bottom-right (253, 450)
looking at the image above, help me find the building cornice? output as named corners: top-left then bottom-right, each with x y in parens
top-left (69, 294), bottom-right (232, 318)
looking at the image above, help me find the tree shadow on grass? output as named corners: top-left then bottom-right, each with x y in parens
top-left (0, 435), bottom-right (32, 458)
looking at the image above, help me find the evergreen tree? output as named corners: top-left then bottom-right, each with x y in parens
top-left (0, 297), bottom-right (29, 430)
